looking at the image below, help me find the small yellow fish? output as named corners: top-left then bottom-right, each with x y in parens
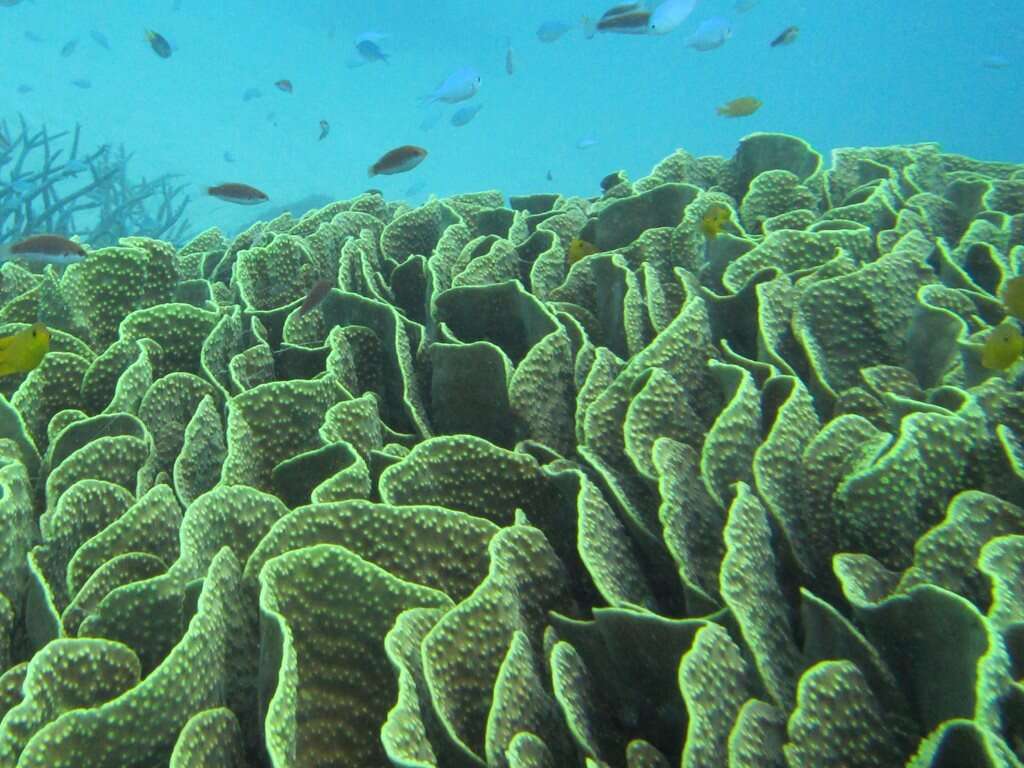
top-left (567, 237), bottom-right (598, 266)
top-left (717, 97), bottom-right (762, 117)
top-left (981, 321), bottom-right (1024, 370)
top-left (0, 322), bottom-right (51, 378)
top-left (1001, 275), bottom-right (1024, 321)
top-left (700, 205), bottom-right (731, 239)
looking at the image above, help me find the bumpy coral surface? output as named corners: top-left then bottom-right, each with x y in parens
top-left (0, 132), bottom-right (1022, 767)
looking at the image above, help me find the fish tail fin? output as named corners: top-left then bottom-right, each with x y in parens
top-left (367, 167), bottom-right (376, 178)
top-left (581, 16), bottom-right (596, 39)
top-left (715, 106), bottom-right (727, 116)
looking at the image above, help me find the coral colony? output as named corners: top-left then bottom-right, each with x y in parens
top-left (0, 133), bottom-right (1022, 766)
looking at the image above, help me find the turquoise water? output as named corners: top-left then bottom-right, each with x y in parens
top-left (1, 0), bottom-right (1020, 234)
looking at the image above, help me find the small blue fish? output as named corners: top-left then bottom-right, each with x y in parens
top-left (63, 159), bottom-right (88, 176)
top-left (649, 0), bottom-right (697, 34)
top-left (24, 31), bottom-right (43, 43)
top-left (404, 180), bottom-right (427, 198)
top-left (422, 66), bottom-right (481, 104)
top-left (223, 150), bottom-right (236, 163)
top-left (576, 136), bottom-right (599, 150)
top-left (242, 87), bottom-right (262, 101)
top-left (451, 103), bottom-right (483, 127)
top-left (16, 84), bottom-right (33, 94)
top-left (354, 32), bottom-right (389, 64)
top-left (11, 179), bottom-right (35, 197)
top-left (90, 30), bottom-right (110, 49)
top-left (419, 109), bottom-right (443, 131)
top-left (686, 17), bottom-right (732, 51)
top-left (982, 55), bottom-right (1010, 70)
top-left (536, 20), bottom-right (572, 42)
top-left (71, 79), bottom-right (92, 89)
top-left (60, 38), bottom-right (79, 57)
top-left (356, 39), bottom-right (388, 62)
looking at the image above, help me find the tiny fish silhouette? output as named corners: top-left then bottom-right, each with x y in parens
top-left (318, 120), bottom-right (330, 140)
top-left (299, 280), bottom-right (332, 315)
top-left (770, 26), bottom-right (799, 47)
top-left (145, 29), bottom-right (172, 58)
top-left (275, 79), bottom-right (293, 93)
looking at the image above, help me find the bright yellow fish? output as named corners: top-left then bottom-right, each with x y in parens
top-left (700, 205), bottom-right (731, 239)
top-left (567, 237), bottom-right (598, 266)
top-left (1001, 275), bottom-right (1024, 321)
top-left (981, 321), bottom-right (1024, 370)
top-left (0, 322), bottom-right (51, 378)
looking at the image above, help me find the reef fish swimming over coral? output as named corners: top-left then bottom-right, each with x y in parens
top-left (0, 322), bottom-right (50, 378)
top-left (0, 234), bottom-right (86, 266)
top-left (207, 183), bottom-right (269, 204)
top-left (981, 321), bottom-right (1024, 370)
top-left (368, 145), bottom-right (427, 176)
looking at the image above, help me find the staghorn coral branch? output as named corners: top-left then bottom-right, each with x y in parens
top-left (1, 114), bottom-right (192, 245)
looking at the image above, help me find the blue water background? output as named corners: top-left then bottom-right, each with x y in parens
top-left (1, 0), bottom-right (1020, 238)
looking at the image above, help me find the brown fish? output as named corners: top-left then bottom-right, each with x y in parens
top-left (299, 279), bottom-right (333, 315)
top-left (368, 145), bottom-right (427, 176)
top-left (207, 182), bottom-right (269, 205)
top-left (1, 234), bottom-right (86, 266)
top-left (584, 3), bottom-right (651, 36)
top-left (717, 97), bottom-right (762, 117)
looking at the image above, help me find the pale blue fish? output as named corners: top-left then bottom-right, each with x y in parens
top-left (576, 136), bottom-right (599, 150)
top-left (71, 79), bottom-right (91, 89)
top-left (223, 150), bottom-right (236, 163)
top-left (90, 30), bottom-right (110, 49)
top-left (404, 180), bottom-right (427, 198)
top-left (62, 159), bottom-right (88, 176)
top-left (60, 38), bottom-right (78, 57)
top-left (536, 20), bottom-right (572, 42)
top-left (451, 103), bottom-right (483, 127)
top-left (422, 67), bottom-right (481, 104)
top-left (419, 108), bottom-right (443, 131)
top-left (17, 84), bottom-right (33, 94)
top-left (649, 0), bottom-right (698, 35)
top-left (686, 17), bottom-right (731, 51)
top-left (10, 179), bottom-right (35, 196)
top-left (24, 30), bottom-right (43, 42)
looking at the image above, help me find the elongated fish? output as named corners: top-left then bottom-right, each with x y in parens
top-left (207, 182), bottom-right (269, 204)
top-left (369, 146), bottom-right (427, 176)
top-left (0, 234), bottom-right (87, 266)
